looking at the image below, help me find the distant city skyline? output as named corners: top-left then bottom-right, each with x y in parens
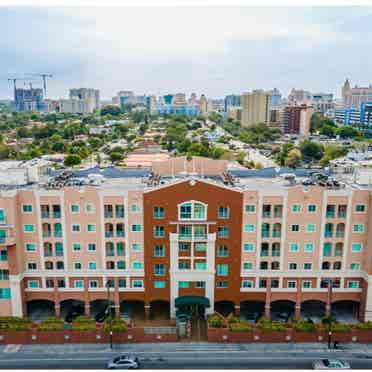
top-left (1, 6), bottom-right (372, 99)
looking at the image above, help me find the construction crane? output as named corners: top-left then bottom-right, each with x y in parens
top-left (7, 76), bottom-right (38, 100)
top-left (27, 73), bottom-right (52, 98)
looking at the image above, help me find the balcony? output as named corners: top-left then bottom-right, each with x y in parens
top-left (0, 227), bottom-right (16, 246)
top-left (105, 231), bottom-right (114, 238)
top-left (104, 212), bottom-right (114, 219)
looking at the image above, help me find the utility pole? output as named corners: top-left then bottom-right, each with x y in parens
top-left (106, 280), bottom-right (113, 350)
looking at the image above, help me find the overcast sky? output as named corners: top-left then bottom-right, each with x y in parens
top-left (1, 6), bottom-right (372, 100)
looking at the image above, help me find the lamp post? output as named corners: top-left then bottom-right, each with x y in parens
top-left (106, 280), bottom-right (113, 350)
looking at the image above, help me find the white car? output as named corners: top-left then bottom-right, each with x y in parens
top-left (107, 355), bottom-right (140, 369)
top-left (312, 359), bottom-right (350, 370)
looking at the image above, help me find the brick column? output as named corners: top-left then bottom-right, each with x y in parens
top-left (145, 303), bottom-right (151, 320)
top-left (54, 277), bottom-right (61, 318)
top-left (235, 304), bottom-right (240, 316)
top-left (84, 278), bottom-right (90, 317)
top-left (265, 281), bottom-right (271, 319)
top-left (114, 279), bottom-right (120, 318)
top-left (295, 278), bottom-right (302, 319)
top-left (326, 281), bottom-right (332, 317)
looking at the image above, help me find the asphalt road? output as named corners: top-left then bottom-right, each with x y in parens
top-left (1, 351), bottom-right (372, 369)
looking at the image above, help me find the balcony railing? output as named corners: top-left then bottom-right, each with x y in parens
top-left (41, 212), bottom-right (50, 219)
top-left (104, 212), bottom-right (114, 218)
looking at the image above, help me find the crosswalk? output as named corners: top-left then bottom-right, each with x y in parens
top-left (3, 344), bottom-right (21, 353)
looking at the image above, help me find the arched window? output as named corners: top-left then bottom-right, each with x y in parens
top-left (333, 261), bottom-right (342, 270)
top-left (54, 223), bottom-right (62, 237)
top-left (179, 201), bottom-right (206, 220)
top-left (117, 261), bottom-right (125, 270)
top-left (106, 261), bottom-right (115, 270)
top-left (106, 242), bottom-right (115, 256)
top-left (260, 261), bottom-right (268, 270)
top-left (271, 261), bottom-right (280, 270)
top-left (336, 223), bottom-right (345, 238)
top-left (334, 242), bottom-right (343, 257)
top-left (324, 223), bottom-right (333, 238)
top-left (45, 261), bottom-right (53, 270)
top-left (322, 261), bottom-right (330, 270)
top-left (272, 223), bottom-right (281, 238)
top-left (261, 223), bottom-right (270, 238)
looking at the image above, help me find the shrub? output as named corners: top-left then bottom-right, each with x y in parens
top-left (103, 318), bottom-right (127, 332)
top-left (73, 316), bottom-right (93, 323)
top-left (72, 315), bottom-right (96, 331)
top-left (229, 322), bottom-right (252, 332)
top-left (331, 323), bottom-right (351, 332)
top-left (38, 318), bottom-right (64, 331)
top-left (208, 314), bottom-right (223, 328)
top-left (293, 320), bottom-right (316, 332)
top-left (0, 317), bottom-right (32, 331)
top-left (256, 318), bottom-right (286, 332)
top-left (355, 322), bottom-right (372, 330)
top-left (228, 316), bottom-right (240, 324)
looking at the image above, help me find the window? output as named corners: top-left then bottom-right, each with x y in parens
top-left (85, 203), bottom-right (95, 214)
top-left (306, 224), bottom-right (316, 233)
top-left (23, 224), bottom-right (35, 233)
top-left (244, 224), bottom-right (255, 233)
top-left (245, 204), bottom-right (256, 213)
top-left (243, 243), bottom-right (255, 252)
top-left (154, 244), bottom-right (165, 257)
top-left (218, 206), bottom-right (230, 219)
top-left (289, 243), bottom-right (299, 253)
top-left (55, 242), bottom-right (64, 257)
top-left (350, 262), bottom-right (361, 270)
top-left (0, 210), bottom-right (5, 223)
top-left (74, 280), bottom-right (84, 288)
top-left (131, 204), bottom-right (141, 213)
top-left (115, 205), bottom-right (125, 218)
top-left (0, 269), bottom-right (9, 280)
top-left (106, 279), bottom-right (114, 288)
top-left (217, 245), bottom-right (228, 257)
top-left (291, 224), bottom-right (300, 232)
top-left (71, 204), bottom-right (80, 213)
top-left (132, 280), bottom-right (143, 288)
top-left (242, 280), bottom-right (253, 288)
top-left (57, 279), bottom-right (65, 288)
top-left (73, 243), bottom-right (81, 251)
top-left (153, 226), bottom-right (164, 237)
top-left (288, 281), bottom-right (297, 288)
top-left (22, 204), bottom-right (33, 213)
top-left (46, 279), bottom-right (54, 288)
top-left (88, 243), bottom-right (96, 252)
top-left (153, 206), bottom-right (164, 219)
top-left (87, 224), bottom-right (96, 232)
top-left (74, 262), bottom-right (82, 270)
top-left (243, 262), bottom-right (253, 270)
top-left (355, 204), bottom-right (366, 213)
top-left (216, 281), bottom-right (228, 288)
top-left (179, 201), bottom-right (206, 220)
top-left (27, 262), bottom-right (37, 271)
top-left (308, 204), bottom-right (317, 213)
top-left (179, 261), bottom-right (190, 269)
top-left (348, 281), bottom-right (360, 289)
top-left (323, 242), bottom-right (332, 257)
top-left (117, 261), bottom-right (125, 269)
top-left (25, 243), bottom-right (36, 252)
top-left (132, 224), bottom-right (142, 232)
top-left (259, 279), bottom-right (267, 288)
top-left (154, 264), bottom-right (165, 276)
top-left (132, 262), bottom-right (143, 269)
top-left (195, 281), bottom-right (205, 288)
top-left (154, 281), bottom-right (166, 289)
top-left (351, 243), bottom-right (363, 252)
top-left (302, 281), bottom-right (312, 289)
top-left (88, 262), bottom-right (97, 270)
top-left (194, 242), bottom-right (206, 252)
top-left (304, 243), bottom-right (314, 253)
top-left (104, 205), bottom-right (114, 219)
top-left (217, 226), bottom-right (229, 238)
top-left (179, 243), bottom-right (190, 251)
top-left (292, 204), bottom-right (301, 213)
top-left (72, 224), bottom-right (80, 232)
top-left (28, 280), bottom-right (39, 288)
top-left (179, 281), bottom-right (190, 289)
top-left (0, 250), bottom-right (8, 261)
top-left (0, 288), bottom-right (11, 299)
top-left (132, 243), bottom-right (142, 252)
top-left (353, 224), bottom-right (364, 233)
top-left (89, 280), bottom-right (98, 288)
top-left (118, 279), bottom-right (126, 288)
top-left (217, 264), bottom-right (228, 276)
top-left (195, 262), bottom-right (207, 270)
top-left (304, 263), bottom-right (312, 270)
top-left (289, 262), bottom-right (297, 270)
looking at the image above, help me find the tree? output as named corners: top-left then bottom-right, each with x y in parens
top-left (285, 149), bottom-right (302, 168)
top-left (101, 105), bottom-right (122, 116)
top-left (109, 152), bottom-right (123, 163)
top-left (300, 140), bottom-right (324, 161)
top-left (319, 145), bottom-right (348, 167)
top-left (336, 126), bottom-right (360, 139)
top-left (64, 154), bottom-right (82, 167)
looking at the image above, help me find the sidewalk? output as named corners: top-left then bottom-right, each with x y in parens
top-left (3, 342), bottom-right (372, 354)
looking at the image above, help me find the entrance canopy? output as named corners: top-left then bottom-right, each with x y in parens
top-left (175, 296), bottom-right (210, 308)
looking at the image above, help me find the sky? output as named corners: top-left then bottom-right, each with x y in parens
top-left (1, 5), bottom-right (372, 100)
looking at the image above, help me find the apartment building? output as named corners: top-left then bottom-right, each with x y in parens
top-left (0, 157), bottom-right (371, 323)
top-left (241, 90), bottom-right (272, 126)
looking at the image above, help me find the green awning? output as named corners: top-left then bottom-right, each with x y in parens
top-left (175, 296), bottom-right (210, 308)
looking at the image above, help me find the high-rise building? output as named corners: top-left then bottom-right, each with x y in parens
top-left (270, 88), bottom-right (282, 107)
top-left (0, 156), bottom-right (371, 322)
top-left (288, 89), bottom-right (312, 104)
top-left (224, 95), bottom-right (241, 112)
top-left (199, 94), bottom-right (208, 115)
top-left (241, 90), bottom-right (272, 126)
top-left (311, 93), bottom-right (334, 113)
top-left (172, 93), bottom-right (187, 106)
top-left (69, 88), bottom-right (100, 112)
top-left (14, 88), bottom-right (44, 112)
top-left (282, 104), bottom-right (313, 136)
top-left (146, 95), bottom-right (157, 114)
top-left (342, 79), bottom-right (372, 108)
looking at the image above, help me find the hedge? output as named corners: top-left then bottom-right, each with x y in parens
top-left (38, 317), bottom-right (64, 331)
top-left (293, 320), bottom-right (316, 332)
top-left (0, 317), bottom-right (32, 331)
top-left (208, 314), bottom-right (224, 328)
top-left (72, 316), bottom-right (96, 331)
top-left (256, 318), bottom-right (287, 332)
top-left (355, 322), bottom-right (372, 330)
top-left (229, 322), bottom-right (252, 332)
top-left (103, 318), bottom-right (127, 332)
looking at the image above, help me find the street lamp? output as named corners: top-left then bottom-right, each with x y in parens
top-left (106, 280), bottom-right (113, 350)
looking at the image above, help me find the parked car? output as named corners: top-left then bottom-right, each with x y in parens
top-left (312, 359), bottom-right (350, 370)
top-left (107, 355), bottom-right (140, 369)
top-left (65, 305), bottom-right (85, 323)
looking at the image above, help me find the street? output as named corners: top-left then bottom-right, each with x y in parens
top-left (1, 343), bottom-right (372, 369)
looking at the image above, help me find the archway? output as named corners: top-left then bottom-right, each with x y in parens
top-left (90, 299), bottom-right (114, 321)
top-left (150, 300), bottom-right (170, 320)
top-left (270, 300), bottom-right (295, 322)
top-left (240, 301), bottom-right (265, 323)
top-left (27, 299), bottom-right (55, 321)
top-left (120, 300), bottom-right (145, 323)
top-left (332, 300), bottom-right (359, 324)
top-left (301, 300), bottom-right (326, 323)
top-left (60, 299), bottom-right (85, 322)
top-left (214, 301), bottom-right (235, 317)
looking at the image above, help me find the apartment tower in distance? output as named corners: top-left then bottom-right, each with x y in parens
top-left (241, 90), bottom-right (272, 126)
